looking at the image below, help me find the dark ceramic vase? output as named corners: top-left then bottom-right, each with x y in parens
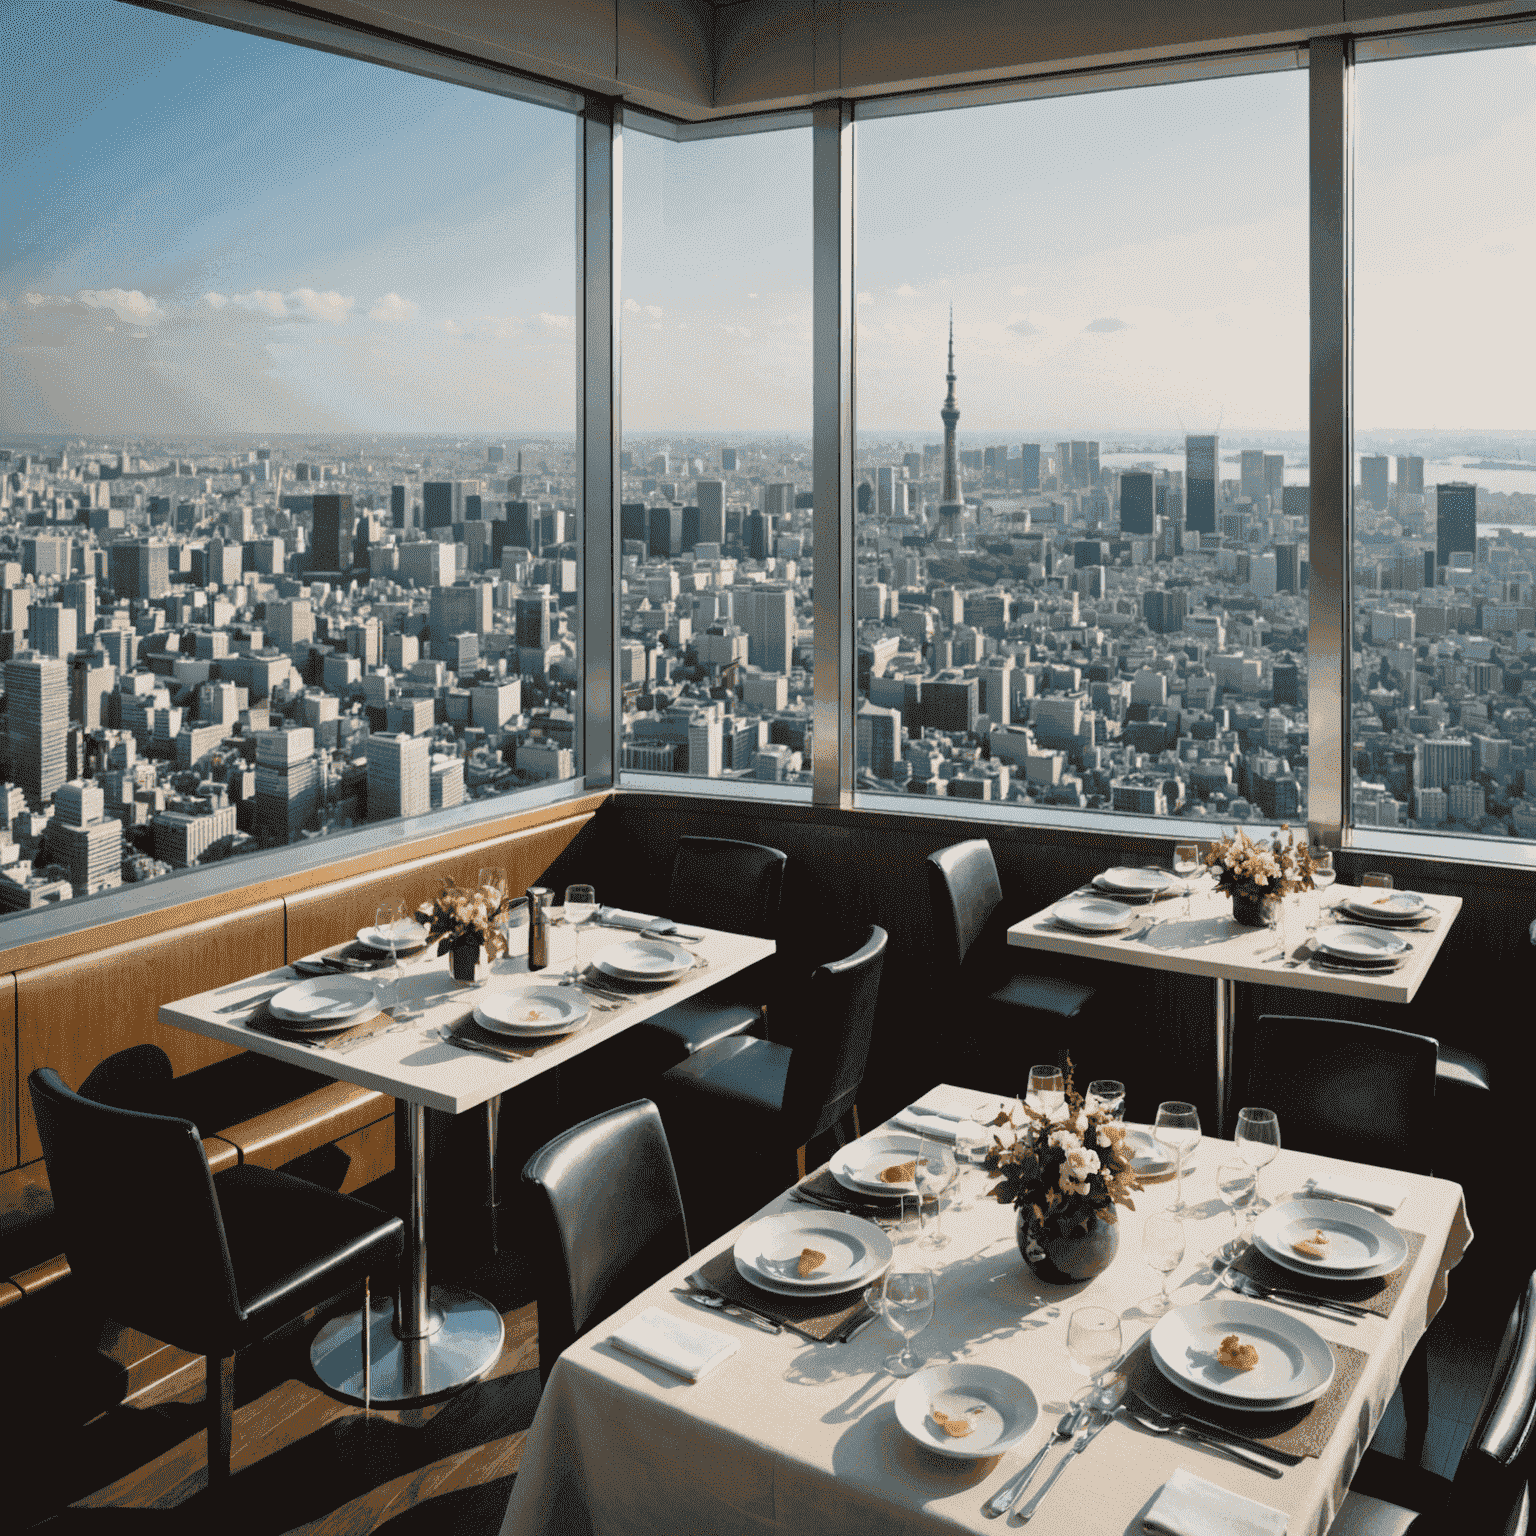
top-left (450, 938), bottom-right (481, 983)
top-left (1016, 1209), bottom-right (1120, 1285)
top-left (1230, 893), bottom-right (1270, 928)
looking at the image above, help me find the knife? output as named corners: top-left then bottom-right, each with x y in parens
top-left (1233, 1272), bottom-right (1375, 1317)
top-left (1178, 1409), bottom-right (1305, 1464)
top-left (684, 1274), bottom-right (816, 1340)
top-left (1014, 1409), bottom-right (1112, 1521)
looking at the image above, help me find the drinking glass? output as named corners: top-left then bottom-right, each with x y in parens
top-left (1027, 1064), bottom-right (1065, 1119)
top-left (477, 866), bottom-right (507, 904)
top-left (1362, 872), bottom-right (1393, 890)
top-left (563, 884), bottom-right (597, 982)
top-left (916, 1138), bottom-right (957, 1250)
top-left (1234, 1107), bottom-right (1281, 1208)
top-left (882, 1263), bottom-right (936, 1376)
top-left (951, 1118), bottom-right (989, 1211)
top-left (375, 899), bottom-right (407, 1009)
top-left (1066, 1306), bottom-right (1122, 1384)
top-left (1153, 1101), bottom-right (1201, 1215)
top-left (1308, 851), bottom-right (1336, 931)
top-left (1141, 1213), bottom-right (1186, 1314)
top-left (1086, 1080), bottom-right (1126, 1121)
top-left (1173, 843), bottom-right (1200, 917)
top-left (1265, 893), bottom-right (1290, 958)
top-left (1216, 1162), bottom-right (1257, 1261)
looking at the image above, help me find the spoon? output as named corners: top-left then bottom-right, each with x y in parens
top-left (983, 1405), bottom-right (1083, 1518)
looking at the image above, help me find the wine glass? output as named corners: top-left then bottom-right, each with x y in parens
top-left (375, 899), bottom-right (407, 1009)
top-left (881, 1262), bottom-right (936, 1376)
top-left (1173, 843), bottom-right (1200, 917)
top-left (951, 1118), bottom-right (989, 1211)
top-left (916, 1138), bottom-right (957, 1250)
top-left (1216, 1162), bottom-right (1257, 1262)
top-left (1308, 851), bottom-right (1336, 931)
top-left (1066, 1306), bottom-right (1122, 1385)
top-left (1153, 1101), bottom-right (1201, 1215)
top-left (1234, 1107), bottom-right (1281, 1209)
top-left (563, 883), bottom-right (597, 982)
top-left (1141, 1213), bottom-right (1186, 1314)
top-left (1086, 1080), bottom-right (1125, 1121)
top-left (1027, 1064), bottom-right (1065, 1120)
top-left (1265, 893), bottom-right (1289, 958)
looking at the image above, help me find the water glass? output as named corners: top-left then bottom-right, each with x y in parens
top-left (1308, 852), bottom-right (1336, 931)
top-left (1173, 843), bottom-right (1200, 917)
top-left (1027, 1064), bottom-right (1065, 1120)
top-left (1067, 1306), bottom-right (1122, 1383)
top-left (1153, 1101), bottom-right (1201, 1214)
top-left (1265, 894), bottom-right (1290, 958)
top-left (916, 1138), bottom-right (957, 1250)
top-left (1216, 1162), bottom-right (1257, 1261)
top-left (951, 1118), bottom-right (989, 1210)
top-left (1234, 1107), bottom-right (1281, 1207)
top-left (563, 884), bottom-right (597, 982)
top-left (375, 899), bottom-right (407, 1009)
top-left (1086, 1080), bottom-right (1126, 1121)
top-left (882, 1263), bottom-right (936, 1376)
top-left (1141, 1214), bottom-right (1186, 1314)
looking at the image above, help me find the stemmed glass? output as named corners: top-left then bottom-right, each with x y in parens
top-left (563, 884), bottom-right (597, 983)
top-left (881, 1262), bottom-right (936, 1376)
top-left (1173, 843), bottom-right (1200, 918)
top-left (375, 899), bottom-right (407, 1009)
top-left (1141, 1214), bottom-right (1186, 1314)
top-left (1234, 1107), bottom-right (1281, 1209)
top-left (1153, 1101), bottom-right (1201, 1215)
top-left (1307, 851), bottom-right (1336, 931)
top-left (478, 866), bottom-right (508, 965)
top-left (1265, 893), bottom-right (1290, 959)
top-left (1027, 1065), bottom-right (1065, 1120)
top-left (916, 1137), bottom-right (957, 1250)
top-left (951, 1118), bottom-right (989, 1211)
top-left (1086, 1080), bottom-right (1125, 1121)
top-left (1216, 1162), bottom-right (1257, 1262)
top-left (1066, 1306), bottom-right (1122, 1387)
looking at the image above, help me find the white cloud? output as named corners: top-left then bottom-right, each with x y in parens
top-left (232, 289), bottom-right (289, 318)
top-left (537, 312), bottom-right (574, 333)
top-left (622, 298), bottom-right (641, 313)
top-left (203, 291), bottom-right (229, 309)
top-left (747, 292), bottom-right (759, 299)
top-left (291, 288), bottom-right (354, 324)
top-left (443, 319), bottom-right (465, 337)
top-left (1083, 315), bottom-right (1131, 332)
top-left (895, 284), bottom-right (919, 298)
top-left (23, 292), bottom-right (64, 309)
top-left (622, 300), bottom-right (663, 320)
top-left (76, 287), bottom-right (163, 323)
top-left (368, 291), bottom-right (418, 323)
top-left (1009, 318), bottom-right (1044, 337)
top-left (857, 291), bottom-right (874, 306)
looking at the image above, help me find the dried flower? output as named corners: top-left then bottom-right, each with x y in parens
top-left (418, 878), bottom-right (516, 961)
top-left (1202, 825), bottom-right (1316, 908)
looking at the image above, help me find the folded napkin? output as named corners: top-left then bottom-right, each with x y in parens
top-left (1303, 1173), bottom-right (1407, 1215)
top-left (1143, 1468), bottom-right (1287, 1536)
top-left (907, 1084), bottom-right (1009, 1123)
top-left (597, 907), bottom-right (706, 941)
top-left (609, 1305), bottom-right (739, 1382)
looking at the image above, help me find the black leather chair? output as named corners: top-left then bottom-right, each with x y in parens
top-left (659, 925), bottom-right (888, 1194)
top-left (624, 836), bottom-right (789, 1066)
top-left (522, 1099), bottom-right (691, 1385)
top-left (28, 1067), bottom-right (404, 1487)
top-left (1329, 1269), bottom-right (1535, 1534)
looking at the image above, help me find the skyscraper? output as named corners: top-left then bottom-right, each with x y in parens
top-left (108, 540), bottom-right (170, 601)
top-left (1240, 450), bottom-right (1266, 503)
top-left (1360, 455), bottom-right (1390, 510)
top-left (6, 655), bottom-right (68, 807)
top-left (695, 479), bottom-right (725, 543)
top-left (367, 732), bottom-right (430, 820)
top-left (1119, 471), bottom-right (1154, 535)
top-left (1020, 443), bottom-right (1041, 491)
top-left (310, 493), bottom-right (353, 572)
top-left (937, 309), bottom-right (963, 538)
top-left (1397, 455), bottom-right (1425, 495)
top-left (422, 481), bottom-right (453, 529)
top-left (391, 484), bottom-right (407, 527)
top-left (1185, 435), bottom-right (1218, 536)
top-left (1435, 482), bottom-right (1477, 570)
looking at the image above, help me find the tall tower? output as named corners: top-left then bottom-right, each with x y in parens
top-left (937, 308), bottom-right (964, 540)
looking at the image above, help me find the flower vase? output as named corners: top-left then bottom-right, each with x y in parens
top-left (449, 938), bottom-right (482, 984)
top-left (1231, 893), bottom-right (1270, 928)
top-left (1016, 1209), bottom-right (1119, 1285)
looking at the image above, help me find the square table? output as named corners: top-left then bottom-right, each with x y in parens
top-left (499, 1097), bottom-right (1471, 1536)
top-left (1007, 883), bottom-right (1462, 1133)
top-left (158, 920), bottom-right (774, 1406)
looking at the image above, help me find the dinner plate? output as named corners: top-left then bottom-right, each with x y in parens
top-left (1093, 867), bottom-right (1177, 896)
top-left (591, 938), bottom-right (696, 983)
top-left (827, 1131), bottom-right (920, 1198)
top-left (1253, 1198), bottom-right (1407, 1280)
top-left (895, 1363), bottom-right (1039, 1460)
top-left (355, 920), bottom-right (429, 952)
top-left (1314, 925), bottom-right (1411, 962)
top-left (473, 987), bottom-right (588, 1037)
top-left (1049, 896), bottom-right (1136, 934)
top-left (1151, 1353), bottom-right (1330, 1415)
top-left (1124, 1126), bottom-right (1198, 1175)
top-left (269, 975), bottom-right (379, 1023)
top-left (733, 1211), bottom-right (892, 1295)
top-left (1337, 891), bottom-right (1428, 922)
top-left (1149, 1297), bottom-right (1334, 1406)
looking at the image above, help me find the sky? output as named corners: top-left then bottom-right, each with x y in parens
top-left (1, 2), bottom-right (1531, 439)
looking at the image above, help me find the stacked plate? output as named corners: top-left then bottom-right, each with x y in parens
top-left (1048, 895), bottom-right (1137, 934)
top-left (589, 938), bottom-right (696, 984)
top-left (1252, 1197), bottom-right (1407, 1282)
top-left (267, 975), bottom-right (379, 1033)
top-left (1334, 890), bottom-right (1431, 926)
top-left (355, 919), bottom-right (429, 953)
top-left (1149, 1297), bottom-right (1335, 1412)
top-left (1092, 867), bottom-right (1178, 901)
top-left (827, 1131), bottom-right (924, 1197)
top-left (473, 987), bottom-right (588, 1038)
top-left (733, 1211), bottom-right (892, 1298)
top-left (1311, 924), bottom-right (1411, 971)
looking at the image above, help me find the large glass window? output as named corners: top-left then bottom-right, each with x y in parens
top-left (0, 0), bottom-right (577, 918)
top-left (853, 74), bottom-right (1309, 824)
top-left (618, 125), bottom-right (814, 788)
top-left (1351, 43), bottom-right (1536, 843)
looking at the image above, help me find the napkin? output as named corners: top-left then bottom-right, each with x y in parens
top-left (598, 907), bottom-right (706, 941)
top-left (609, 1306), bottom-right (740, 1382)
top-left (1303, 1173), bottom-right (1407, 1214)
top-left (907, 1084), bottom-right (1008, 1123)
top-left (1143, 1468), bottom-right (1287, 1536)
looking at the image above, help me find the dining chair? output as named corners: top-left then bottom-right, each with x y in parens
top-left (521, 1098), bottom-right (691, 1386)
top-left (27, 1067), bottom-right (404, 1489)
top-left (1327, 1268), bottom-right (1535, 1534)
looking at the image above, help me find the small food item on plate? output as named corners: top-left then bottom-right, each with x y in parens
top-left (930, 1404), bottom-right (985, 1437)
top-left (1292, 1228), bottom-right (1330, 1259)
top-left (526, 1010), bottom-right (547, 1022)
top-left (1216, 1335), bottom-right (1260, 1372)
top-left (796, 1248), bottom-right (827, 1278)
top-left (880, 1158), bottom-right (921, 1184)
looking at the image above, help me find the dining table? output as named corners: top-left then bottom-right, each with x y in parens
top-left (157, 913), bottom-right (775, 1407)
top-left (498, 1087), bottom-right (1471, 1536)
top-left (1007, 877), bottom-right (1462, 1135)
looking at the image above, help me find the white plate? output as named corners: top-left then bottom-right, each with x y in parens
top-left (1253, 1198), bottom-right (1408, 1280)
top-left (1094, 867), bottom-right (1177, 895)
top-left (895, 1363), bottom-right (1039, 1460)
top-left (733, 1212), bottom-right (892, 1295)
top-left (591, 938), bottom-right (696, 982)
top-left (1149, 1297), bottom-right (1335, 1405)
top-left (1049, 896), bottom-right (1136, 934)
top-left (1338, 891), bottom-right (1428, 921)
top-left (356, 920), bottom-right (429, 952)
top-left (474, 987), bottom-right (589, 1037)
top-left (828, 1131), bottom-right (923, 1197)
top-left (1314, 925), bottom-right (1410, 962)
top-left (1151, 1353), bottom-right (1330, 1415)
top-left (269, 975), bottom-right (379, 1023)
top-left (268, 1008), bottom-right (374, 1036)
top-left (1124, 1126), bottom-right (1198, 1176)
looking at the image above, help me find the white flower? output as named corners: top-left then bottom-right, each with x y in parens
top-left (1074, 1111), bottom-right (1089, 1134)
top-left (1049, 1129), bottom-right (1082, 1153)
top-left (1066, 1146), bottom-right (1101, 1180)
top-left (1059, 1167), bottom-right (1089, 1197)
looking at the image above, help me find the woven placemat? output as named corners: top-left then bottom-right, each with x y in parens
top-left (796, 1167), bottom-right (904, 1215)
top-left (247, 1006), bottom-right (400, 1054)
top-left (1125, 1333), bottom-right (1368, 1459)
top-left (1234, 1230), bottom-right (1425, 1319)
top-left (694, 1246), bottom-right (875, 1343)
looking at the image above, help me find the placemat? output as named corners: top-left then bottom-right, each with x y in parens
top-left (1234, 1230), bottom-right (1425, 1319)
top-left (445, 1014), bottom-right (590, 1060)
top-left (694, 1246), bottom-right (875, 1344)
top-left (1125, 1334), bottom-right (1368, 1459)
top-left (247, 1006), bottom-right (400, 1054)
top-left (1282, 937), bottom-right (1412, 973)
top-left (796, 1167), bottom-right (904, 1215)
top-left (1329, 907), bottom-right (1442, 933)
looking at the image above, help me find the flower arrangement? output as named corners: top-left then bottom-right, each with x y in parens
top-left (983, 1064), bottom-right (1142, 1242)
top-left (418, 879), bottom-right (515, 962)
top-left (1203, 824), bottom-right (1318, 909)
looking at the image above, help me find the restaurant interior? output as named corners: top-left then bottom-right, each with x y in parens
top-left (4, 0), bottom-right (1534, 1532)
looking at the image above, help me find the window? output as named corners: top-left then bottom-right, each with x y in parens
top-left (0, 0), bottom-right (578, 918)
top-left (618, 124), bottom-right (814, 790)
top-left (852, 72), bottom-right (1309, 823)
top-left (1351, 42), bottom-right (1536, 843)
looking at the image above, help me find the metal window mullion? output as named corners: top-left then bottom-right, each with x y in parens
top-left (1307, 35), bottom-right (1353, 852)
top-left (812, 101), bottom-right (855, 808)
top-left (579, 99), bottom-right (622, 789)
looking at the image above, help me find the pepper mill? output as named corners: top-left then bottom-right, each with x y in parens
top-left (526, 886), bottom-right (552, 971)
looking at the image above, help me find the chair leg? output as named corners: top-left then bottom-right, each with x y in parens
top-left (486, 1093), bottom-right (503, 1255)
top-left (1401, 1338), bottom-right (1429, 1467)
top-left (207, 1351), bottom-right (235, 1485)
top-left (832, 1108), bottom-right (859, 1147)
top-left (361, 1275), bottom-right (372, 1414)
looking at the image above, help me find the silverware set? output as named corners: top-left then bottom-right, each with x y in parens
top-left (1122, 1401), bottom-right (1290, 1476)
top-left (1220, 1266), bottom-right (1375, 1318)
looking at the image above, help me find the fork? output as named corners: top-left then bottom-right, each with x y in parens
top-left (1122, 1406), bottom-right (1286, 1475)
top-left (441, 1029), bottom-right (528, 1063)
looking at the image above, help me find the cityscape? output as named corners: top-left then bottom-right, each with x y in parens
top-left (1, 330), bottom-right (1532, 920)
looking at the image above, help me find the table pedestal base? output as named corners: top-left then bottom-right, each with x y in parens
top-left (310, 1283), bottom-right (504, 1406)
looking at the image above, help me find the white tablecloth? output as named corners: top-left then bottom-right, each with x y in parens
top-left (500, 1113), bottom-right (1471, 1536)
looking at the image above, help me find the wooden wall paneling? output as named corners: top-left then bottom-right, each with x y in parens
top-left (14, 900), bottom-right (285, 1165)
top-left (0, 973), bottom-right (14, 1172)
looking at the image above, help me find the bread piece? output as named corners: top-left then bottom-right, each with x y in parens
top-left (796, 1248), bottom-right (827, 1278)
top-left (880, 1159), bottom-right (918, 1184)
top-left (1292, 1228), bottom-right (1330, 1259)
top-left (930, 1405), bottom-right (982, 1438)
top-left (1216, 1334), bottom-right (1260, 1372)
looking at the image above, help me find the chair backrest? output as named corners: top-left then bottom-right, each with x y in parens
top-left (27, 1067), bottom-right (242, 1350)
top-left (667, 836), bottom-right (787, 938)
top-left (926, 839), bottom-right (1003, 973)
top-left (1232, 1016), bottom-right (1439, 1175)
top-left (521, 1099), bottom-right (690, 1385)
top-left (781, 926), bottom-right (889, 1144)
